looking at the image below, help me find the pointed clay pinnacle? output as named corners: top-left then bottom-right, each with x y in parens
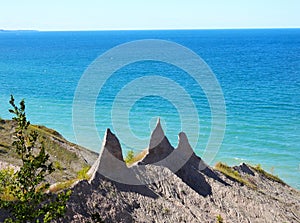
top-left (102, 128), bottom-right (124, 162)
top-left (139, 118), bottom-right (174, 165)
top-left (149, 118), bottom-right (165, 149)
top-left (175, 132), bottom-right (195, 162)
top-left (177, 132), bottom-right (194, 155)
top-left (89, 128), bottom-right (147, 185)
top-left (88, 128), bottom-right (127, 184)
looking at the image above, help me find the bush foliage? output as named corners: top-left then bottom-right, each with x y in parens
top-left (124, 150), bottom-right (135, 164)
top-left (0, 95), bottom-right (71, 223)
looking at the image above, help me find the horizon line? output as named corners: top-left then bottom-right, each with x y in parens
top-left (1, 27), bottom-right (300, 32)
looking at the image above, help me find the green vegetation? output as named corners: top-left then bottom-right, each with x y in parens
top-left (30, 124), bottom-right (62, 138)
top-left (76, 165), bottom-right (90, 180)
top-left (49, 165), bottom-right (91, 193)
top-left (125, 149), bottom-right (148, 166)
top-left (0, 118), bottom-right (94, 182)
top-left (250, 164), bottom-right (285, 185)
top-left (49, 179), bottom-right (77, 193)
top-left (162, 207), bottom-right (171, 215)
top-left (215, 162), bottom-right (256, 189)
top-left (0, 168), bottom-right (15, 201)
top-left (124, 150), bottom-right (135, 164)
top-left (0, 96), bottom-right (71, 223)
top-left (216, 214), bottom-right (224, 223)
top-left (53, 161), bottom-right (64, 170)
top-left (30, 125), bottom-right (80, 170)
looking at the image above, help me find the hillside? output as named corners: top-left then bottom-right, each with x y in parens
top-left (0, 119), bottom-right (98, 184)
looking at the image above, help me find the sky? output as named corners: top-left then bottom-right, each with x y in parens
top-left (0, 0), bottom-right (299, 31)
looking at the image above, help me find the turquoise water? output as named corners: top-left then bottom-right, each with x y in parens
top-left (0, 29), bottom-right (299, 189)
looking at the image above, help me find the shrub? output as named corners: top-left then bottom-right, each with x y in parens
top-left (77, 165), bottom-right (90, 180)
top-left (124, 150), bottom-right (135, 164)
top-left (125, 149), bottom-right (148, 166)
top-left (0, 95), bottom-right (71, 223)
top-left (0, 168), bottom-right (15, 201)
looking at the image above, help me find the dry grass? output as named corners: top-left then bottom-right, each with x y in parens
top-left (250, 164), bottom-right (285, 185)
top-left (49, 179), bottom-right (78, 193)
top-left (215, 162), bottom-right (256, 189)
top-left (49, 165), bottom-right (91, 193)
top-left (1, 120), bottom-right (98, 183)
top-left (30, 124), bottom-right (62, 138)
top-left (0, 192), bottom-right (16, 201)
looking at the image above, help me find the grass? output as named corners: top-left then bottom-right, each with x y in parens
top-left (0, 119), bottom-right (96, 194)
top-left (49, 179), bottom-right (77, 193)
top-left (0, 165), bottom-right (90, 198)
top-left (0, 142), bottom-right (10, 150)
top-left (162, 207), bottom-right (171, 215)
top-left (250, 164), bottom-right (286, 185)
top-left (53, 161), bottom-right (64, 170)
top-left (0, 166), bottom-right (89, 197)
top-left (30, 124), bottom-right (62, 138)
top-left (0, 120), bottom-right (83, 170)
top-left (76, 165), bottom-right (90, 180)
top-left (216, 214), bottom-right (224, 223)
top-left (49, 165), bottom-right (91, 193)
top-left (215, 162), bottom-right (256, 189)
top-left (30, 125), bottom-right (80, 165)
top-left (125, 149), bottom-right (148, 166)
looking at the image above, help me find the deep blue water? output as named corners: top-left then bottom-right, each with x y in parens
top-left (0, 29), bottom-right (299, 189)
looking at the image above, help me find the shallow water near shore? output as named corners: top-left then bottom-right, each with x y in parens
top-left (0, 29), bottom-right (299, 189)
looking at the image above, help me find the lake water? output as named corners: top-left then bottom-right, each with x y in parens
top-left (0, 29), bottom-right (299, 188)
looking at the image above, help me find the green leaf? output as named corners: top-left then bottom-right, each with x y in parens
top-left (1, 96), bottom-right (70, 222)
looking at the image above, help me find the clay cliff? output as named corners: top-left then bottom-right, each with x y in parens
top-left (55, 120), bottom-right (300, 223)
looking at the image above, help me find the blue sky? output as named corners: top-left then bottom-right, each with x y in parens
top-left (1, 0), bottom-right (299, 30)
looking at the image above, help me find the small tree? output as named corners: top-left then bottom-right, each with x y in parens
top-left (0, 95), bottom-right (71, 222)
top-left (124, 150), bottom-right (135, 164)
top-left (0, 168), bottom-right (15, 201)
